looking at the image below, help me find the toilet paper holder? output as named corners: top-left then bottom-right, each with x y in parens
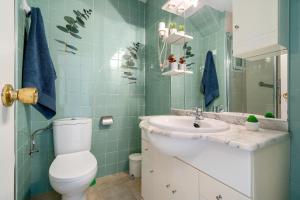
top-left (100, 116), bottom-right (114, 126)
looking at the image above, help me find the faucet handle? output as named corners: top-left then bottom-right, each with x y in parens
top-left (215, 105), bottom-right (224, 113)
top-left (190, 107), bottom-right (201, 115)
top-left (191, 107), bottom-right (202, 112)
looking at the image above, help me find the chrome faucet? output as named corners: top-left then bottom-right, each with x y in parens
top-left (192, 107), bottom-right (204, 128)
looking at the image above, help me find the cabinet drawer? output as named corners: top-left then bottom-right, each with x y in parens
top-left (199, 172), bottom-right (250, 200)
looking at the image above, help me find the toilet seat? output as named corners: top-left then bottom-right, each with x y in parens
top-left (49, 151), bottom-right (97, 183)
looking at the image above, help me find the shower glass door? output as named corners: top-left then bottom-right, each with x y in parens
top-left (228, 54), bottom-right (287, 119)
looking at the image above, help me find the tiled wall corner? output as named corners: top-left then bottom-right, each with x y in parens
top-left (289, 0), bottom-right (300, 199)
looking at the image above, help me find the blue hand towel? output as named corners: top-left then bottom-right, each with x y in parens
top-left (22, 7), bottom-right (57, 119)
top-left (201, 51), bottom-right (219, 107)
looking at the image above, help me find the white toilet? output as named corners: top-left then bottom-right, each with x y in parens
top-left (49, 118), bottom-right (98, 200)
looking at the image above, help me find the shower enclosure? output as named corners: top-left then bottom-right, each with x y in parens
top-left (227, 34), bottom-right (288, 119)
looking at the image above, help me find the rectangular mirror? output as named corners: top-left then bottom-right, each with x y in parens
top-left (228, 54), bottom-right (288, 120)
top-left (168, 4), bottom-right (288, 120)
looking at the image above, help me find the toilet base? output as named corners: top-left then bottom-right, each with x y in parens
top-left (62, 193), bottom-right (86, 200)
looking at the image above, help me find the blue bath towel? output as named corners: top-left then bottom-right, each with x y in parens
top-left (22, 7), bottom-right (57, 119)
top-left (201, 51), bottom-right (219, 107)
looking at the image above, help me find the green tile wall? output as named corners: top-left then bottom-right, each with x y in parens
top-left (145, 0), bottom-right (172, 115)
top-left (15, 0), bottom-right (32, 199)
top-left (289, 0), bottom-right (300, 199)
top-left (15, 0), bottom-right (145, 197)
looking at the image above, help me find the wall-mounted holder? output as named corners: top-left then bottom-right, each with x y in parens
top-left (100, 116), bottom-right (114, 126)
top-left (1, 84), bottom-right (38, 107)
top-left (29, 124), bottom-right (53, 156)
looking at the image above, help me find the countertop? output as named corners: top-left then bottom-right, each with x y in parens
top-left (139, 117), bottom-right (289, 152)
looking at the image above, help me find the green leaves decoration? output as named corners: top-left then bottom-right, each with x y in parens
top-left (121, 42), bottom-right (142, 83)
top-left (183, 42), bottom-right (195, 68)
top-left (55, 8), bottom-right (92, 54)
top-left (70, 32), bottom-right (82, 39)
top-left (55, 39), bottom-right (67, 44)
top-left (66, 44), bottom-right (78, 51)
top-left (76, 17), bottom-right (85, 27)
top-left (64, 16), bottom-right (76, 24)
top-left (66, 24), bottom-right (79, 33)
top-left (56, 25), bottom-right (68, 33)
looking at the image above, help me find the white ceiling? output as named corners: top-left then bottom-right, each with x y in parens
top-left (203, 0), bottom-right (232, 12)
top-left (138, 0), bottom-right (232, 11)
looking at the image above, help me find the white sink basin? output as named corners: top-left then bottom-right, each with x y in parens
top-left (145, 116), bottom-right (230, 158)
top-left (149, 116), bottom-right (229, 133)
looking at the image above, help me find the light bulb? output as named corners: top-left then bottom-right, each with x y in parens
top-left (191, 0), bottom-right (198, 7)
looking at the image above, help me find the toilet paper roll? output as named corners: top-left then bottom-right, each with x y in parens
top-left (100, 116), bottom-right (113, 126)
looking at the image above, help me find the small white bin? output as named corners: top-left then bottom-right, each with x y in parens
top-left (129, 153), bottom-right (142, 178)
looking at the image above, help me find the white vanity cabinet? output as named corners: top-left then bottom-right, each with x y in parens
top-left (232, 0), bottom-right (289, 59)
top-left (141, 137), bottom-right (289, 200)
top-left (141, 140), bottom-right (154, 200)
top-left (142, 140), bottom-right (199, 200)
top-left (142, 139), bottom-right (249, 200)
top-left (199, 172), bottom-right (249, 200)
top-left (169, 158), bottom-right (199, 200)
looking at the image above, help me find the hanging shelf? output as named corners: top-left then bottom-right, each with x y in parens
top-left (161, 0), bottom-right (196, 17)
top-left (164, 32), bottom-right (193, 45)
top-left (162, 69), bottom-right (193, 76)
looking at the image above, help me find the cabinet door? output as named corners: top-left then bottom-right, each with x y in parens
top-left (199, 172), bottom-right (250, 200)
top-left (142, 140), bottom-right (154, 200)
top-left (232, 0), bottom-right (277, 57)
top-left (170, 158), bottom-right (199, 200)
top-left (152, 147), bottom-right (172, 200)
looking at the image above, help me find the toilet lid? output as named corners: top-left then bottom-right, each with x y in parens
top-left (49, 151), bottom-right (97, 182)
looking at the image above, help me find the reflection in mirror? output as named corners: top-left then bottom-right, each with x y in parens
top-left (170, 3), bottom-right (288, 120)
top-left (229, 54), bottom-right (288, 120)
top-left (171, 6), bottom-right (228, 111)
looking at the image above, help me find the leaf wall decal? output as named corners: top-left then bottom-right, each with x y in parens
top-left (66, 44), bottom-right (78, 51)
top-left (124, 71), bottom-right (133, 76)
top-left (73, 10), bottom-right (81, 17)
top-left (81, 14), bottom-right (87, 20)
top-left (66, 25), bottom-right (79, 33)
top-left (76, 17), bottom-right (85, 27)
top-left (64, 16), bottom-right (76, 24)
top-left (65, 50), bottom-right (76, 54)
top-left (55, 39), bottom-right (67, 44)
top-left (56, 8), bottom-right (92, 54)
top-left (57, 25), bottom-right (68, 33)
top-left (70, 32), bottom-right (82, 39)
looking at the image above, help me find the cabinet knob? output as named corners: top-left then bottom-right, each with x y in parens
top-left (172, 190), bottom-right (177, 194)
top-left (234, 25), bottom-right (240, 29)
top-left (144, 148), bottom-right (149, 151)
top-left (165, 184), bottom-right (170, 188)
top-left (149, 170), bottom-right (154, 173)
top-left (216, 195), bottom-right (222, 200)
